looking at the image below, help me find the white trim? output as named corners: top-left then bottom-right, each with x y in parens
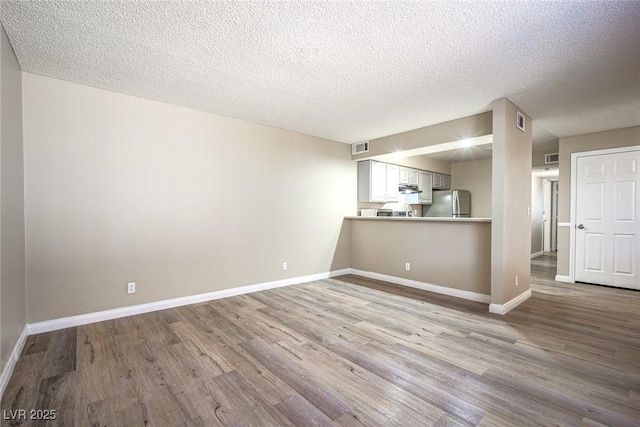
top-left (570, 151), bottom-right (578, 283)
top-left (28, 269), bottom-right (351, 335)
top-left (555, 275), bottom-right (572, 283)
top-left (348, 269), bottom-right (491, 304)
top-left (531, 251), bottom-right (544, 259)
top-left (0, 326), bottom-right (28, 400)
top-left (570, 145), bottom-right (640, 284)
top-left (489, 289), bottom-right (532, 315)
top-left (557, 222), bottom-right (571, 228)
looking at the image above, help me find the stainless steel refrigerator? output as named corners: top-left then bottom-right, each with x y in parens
top-left (423, 189), bottom-right (471, 218)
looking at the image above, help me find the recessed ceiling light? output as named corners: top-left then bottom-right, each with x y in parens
top-left (461, 139), bottom-right (473, 147)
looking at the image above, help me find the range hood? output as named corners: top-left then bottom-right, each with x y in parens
top-left (398, 184), bottom-right (422, 194)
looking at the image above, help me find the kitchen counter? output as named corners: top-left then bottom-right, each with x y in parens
top-left (346, 215), bottom-right (492, 302)
top-left (345, 216), bottom-right (491, 223)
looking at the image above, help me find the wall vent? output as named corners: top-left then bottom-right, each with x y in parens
top-left (352, 141), bottom-right (369, 155)
top-left (516, 111), bottom-right (526, 132)
top-left (545, 153), bottom-right (559, 164)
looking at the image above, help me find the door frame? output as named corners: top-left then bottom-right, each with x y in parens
top-left (551, 180), bottom-right (559, 252)
top-left (543, 179), bottom-right (551, 252)
top-left (569, 145), bottom-right (640, 283)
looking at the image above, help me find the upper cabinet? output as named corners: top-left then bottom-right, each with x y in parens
top-left (358, 160), bottom-right (399, 202)
top-left (399, 167), bottom-right (410, 185)
top-left (370, 161), bottom-right (387, 202)
top-left (444, 174), bottom-right (451, 189)
top-left (399, 167), bottom-right (420, 186)
top-left (409, 169), bottom-right (420, 186)
top-left (418, 171), bottom-right (433, 204)
top-left (386, 164), bottom-right (399, 202)
top-left (358, 160), bottom-right (449, 203)
top-left (432, 173), bottom-right (451, 190)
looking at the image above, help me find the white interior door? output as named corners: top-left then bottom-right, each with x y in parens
top-left (575, 150), bottom-right (639, 289)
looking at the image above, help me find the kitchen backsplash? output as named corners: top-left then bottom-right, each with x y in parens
top-left (358, 193), bottom-right (422, 216)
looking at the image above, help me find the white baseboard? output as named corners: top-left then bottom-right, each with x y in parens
top-left (531, 251), bottom-right (544, 259)
top-left (555, 275), bottom-right (572, 283)
top-left (489, 289), bottom-right (532, 315)
top-left (348, 269), bottom-right (491, 304)
top-left (28, 269), bottom-right (351, 335)
top-left (0, 325), bottom-right (28, 400)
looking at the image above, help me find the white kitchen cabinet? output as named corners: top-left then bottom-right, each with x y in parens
top-left (399, 167), bottom-right (410, 185)
top-left (399, 167), bottom-right (419, 186)
top-left (409, 169), bottom-right (420, 186)
top-left (358, 160), bottom-right (399, 202)
top-left (386, 164), bottom-right (400, 202)
top-left (432, 173), bottom-right (442, 189)
top-left (432, 173), bottom-right (451, 190)
top-left (419, 171), bottom-right (433, 204)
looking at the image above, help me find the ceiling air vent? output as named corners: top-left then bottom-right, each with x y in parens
top-left (545, 153), bottom-right (559, 164)
top-left (351, 141), bottom-right (369, 155)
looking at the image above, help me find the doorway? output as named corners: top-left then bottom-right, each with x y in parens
top-left (543, 179), bottom-right (558, 252)
top-left (570, 146), bottom-right (640, 290)
top-left (532, 167), bottom-right (559, 258)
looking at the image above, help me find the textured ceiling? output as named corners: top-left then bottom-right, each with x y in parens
top-left (1, 1), bottom-right (639, 144)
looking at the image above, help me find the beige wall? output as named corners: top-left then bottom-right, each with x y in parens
top-left (23, 73), bottom-right (356, 323)
top-left (451, 158), bottom-right (492, 218)
top-left (532, 151), bottom-right (545, 167)
top-left (556, 126), bottom-right (640, 276)
top-left (531, 176), bottom-right (543, 255)
top-left (491, 99), bottom-right (532, 305)
top-left (353, 112), bottom-right (492, 160)
top-left (0, 24), bottom-right (26, 370)
top-left (532, 149), bottom-right (558, 168)
top-left (350, 219), bottom-right (491, 296)
top-left (557, 227), bottom-right (570, 276)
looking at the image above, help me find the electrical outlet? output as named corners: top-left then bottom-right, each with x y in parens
top-left (515, 275), bottom-right (519, 286)
top-left (282, 261), bottom-right (288, 271)
top-left (127, 282), bottom-right (136, 294)
top-left (405, 262), bottom-right (411, 271)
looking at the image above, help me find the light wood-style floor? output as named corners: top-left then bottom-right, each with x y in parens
top-left (3, 253), bottom-right (640, 426)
